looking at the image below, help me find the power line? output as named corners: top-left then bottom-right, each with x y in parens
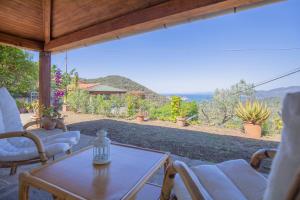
top-left (233, 66), bottom-right (300, 95)
top-left (222, 48), bottom-right (300, 52)
top-left (254, 67), bottom-right (300, 88)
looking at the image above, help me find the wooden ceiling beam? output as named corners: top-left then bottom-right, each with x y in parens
top-left (0, 32), bottom-right (43, 51)
top-left (44, 0), bottom-right (280, 52)
top-left (43, 0), bottom-right (52, 44)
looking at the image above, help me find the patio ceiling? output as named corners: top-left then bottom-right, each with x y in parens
top-left (0, 0), bottom-right (281, 52)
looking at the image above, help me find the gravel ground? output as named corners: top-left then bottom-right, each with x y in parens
top-left (63, 112), bottom-right (280, 171)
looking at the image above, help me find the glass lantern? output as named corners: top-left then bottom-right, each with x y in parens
top-left (92, 129), bottom-right (111, 165)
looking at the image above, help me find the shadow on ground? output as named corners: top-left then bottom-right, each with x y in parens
top-left (68, 119), bottom-right (279, 171)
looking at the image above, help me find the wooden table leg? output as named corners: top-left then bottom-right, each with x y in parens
top-left (19, 172), bottom-right (30, 200)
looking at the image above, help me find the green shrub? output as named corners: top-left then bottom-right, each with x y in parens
top-left (224, 117), bottom-right (243, 129)
top-left (170, 96), bottom-right (182, 121)
top-left (180, 101), bottom-right (198, 118)
top-left (67, 89), bottom-right (89, 112)
top-left (149, 103), bottom-right (173, 121)
top-left (110, 96), bottom-right (126, 117)
top-left (126, 94), bottom-right (139, 117)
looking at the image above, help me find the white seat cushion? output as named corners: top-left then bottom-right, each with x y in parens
top-left (8, 129), bottom-right (80, 148)
top-left (0, 87), bottom-right (23, 132)
top-left (31, 129), bottom-right (80, 146)
top-left (174, 159), bottom-right (267, 200)
top-left (0, 139), bottom-right (70, 161)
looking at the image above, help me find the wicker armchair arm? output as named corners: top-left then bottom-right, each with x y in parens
top-left (24, 119), bottom-right (67, 132)
top-left (161, 161), bottom-right (205, 200)
top-left (250, 148), bottom-right (277, 170)
top-left (0, 131), bottom-right (48, 163)
top-left (23, 120), bottom-right (40, 130)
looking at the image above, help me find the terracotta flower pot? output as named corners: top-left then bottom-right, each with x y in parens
top-left (41, 117), bottom-right (57, 130)
top-left (243, 123), bottom-right (262, 138)
top-left (136, 115), bottom-right (144, 122)
top-left (176, 117), bottom-right (187, 127)
top-left (62, 104), bottom-right (69, 112)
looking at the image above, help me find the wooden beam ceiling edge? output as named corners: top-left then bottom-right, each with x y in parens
top-left (43, 0), bottom-right (52, 44)
top-left (44, 0), bottom-right (280, 52)
top-left (0, 32), bottom-right (43, 51)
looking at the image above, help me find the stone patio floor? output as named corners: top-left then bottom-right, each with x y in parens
top-left (0, 134), bottom-right (207, 200)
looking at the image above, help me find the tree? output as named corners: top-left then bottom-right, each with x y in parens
top-left (0, 45), bottom-right (38, 96)
top-left (199, 80), bottom-right (255, 126)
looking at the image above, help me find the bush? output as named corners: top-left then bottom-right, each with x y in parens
top-left (180, 101), bottom-right (198, 118)
top-left (170, 96), bottom-right (181, 121)
top-left (16, 99), bottom-right (30, 113)
top-left (67, 89), bottom-right (89, 112)
top-left (149, 103), bottom-right (173, 121)
top-left (110, 96), bottom-right (126, 117)
top-left (126, 94), bottom-right (139, 117)
top-left (261, 98), bottom-right (283, 135)
top-left (149, 100), bottom-right (198, 122)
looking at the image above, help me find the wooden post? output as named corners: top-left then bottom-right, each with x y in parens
top-left (39, 51), bottom-right (51, 112)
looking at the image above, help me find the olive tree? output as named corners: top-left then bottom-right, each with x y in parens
top-left (199, 80), bottom-right (255, 126)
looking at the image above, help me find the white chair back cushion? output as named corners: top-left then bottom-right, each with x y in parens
top-left (264, 92), bottom-right (300, 200)
top-left (0, 109), bottom-right (5, 133)
top-left (0, 87), bottom-right (23, 132)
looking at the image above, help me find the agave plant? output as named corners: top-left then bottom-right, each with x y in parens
top-left (235, 101), bottom-right (270, 125)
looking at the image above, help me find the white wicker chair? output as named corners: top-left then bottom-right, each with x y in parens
top-left (161, 92), bottom-right (300, 200)
top-left (0, 87), bottom-right (80, 175)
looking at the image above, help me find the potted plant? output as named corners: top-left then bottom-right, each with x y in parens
top-left (136, 99), bottom-right (147, 122)
top-left (41, 106), bottom-right (61, 130)
top-left (235, 101), bottom-right (270, 138)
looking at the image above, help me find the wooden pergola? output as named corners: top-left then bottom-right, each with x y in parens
top-left (0, 0), bottom-right (280, 108)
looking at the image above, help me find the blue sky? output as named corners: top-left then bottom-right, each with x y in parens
top-left (31, 0), bottom-right (300, 93)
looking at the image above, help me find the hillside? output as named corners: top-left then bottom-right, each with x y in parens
top-left (256, 86), bottom-right (300, 99)
top-left (81, 75), bottom-right (167, 102)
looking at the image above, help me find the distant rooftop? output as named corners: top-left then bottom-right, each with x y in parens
top-left (78, 82), bottom-right (98, 89)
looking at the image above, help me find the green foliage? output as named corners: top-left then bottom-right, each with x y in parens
top-left (180, 101), bottom-right (198, 118)
top-left (199, 80), bottom-right (255, 126)
top-left (67, 89), bottom-right (90, 112)
top-left (67, 90), bottom-right (128, 118)
top-left (170, 96), bottom-right (182, 121)
top-left (16, 99), bottom-right (30, 113)
top-left (125, 94), bottom-right (139, 117)
top-left (273, 114), bottom-right (283, 131)
top-left (149, 103), bottom-right (173, 121)
top-left (235, 101), bottom-right (270, 125)
top-left (149, 99), bottom-right (198, 122)
top-left (0, 45), bottom-right (38, 96)
top-left (41, 106), bottom-right (61, 119)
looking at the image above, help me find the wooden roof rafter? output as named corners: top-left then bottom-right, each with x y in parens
top-left (0, 0), bottom-right (283, 52)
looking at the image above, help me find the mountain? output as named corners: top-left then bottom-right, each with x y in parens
top-left (256, 86), bottom-right (300, 99)
top-left (81, 75), bottom-right (167, 102)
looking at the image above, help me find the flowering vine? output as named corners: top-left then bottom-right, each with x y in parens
top-left (53, 68), bottom-right (64, 110)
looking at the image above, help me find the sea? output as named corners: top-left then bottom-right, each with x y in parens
top-left (162, 93), bottom-right (213, 102)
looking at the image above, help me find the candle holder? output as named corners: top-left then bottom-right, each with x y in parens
top-left (92, 129), bottom-right (111, 165)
